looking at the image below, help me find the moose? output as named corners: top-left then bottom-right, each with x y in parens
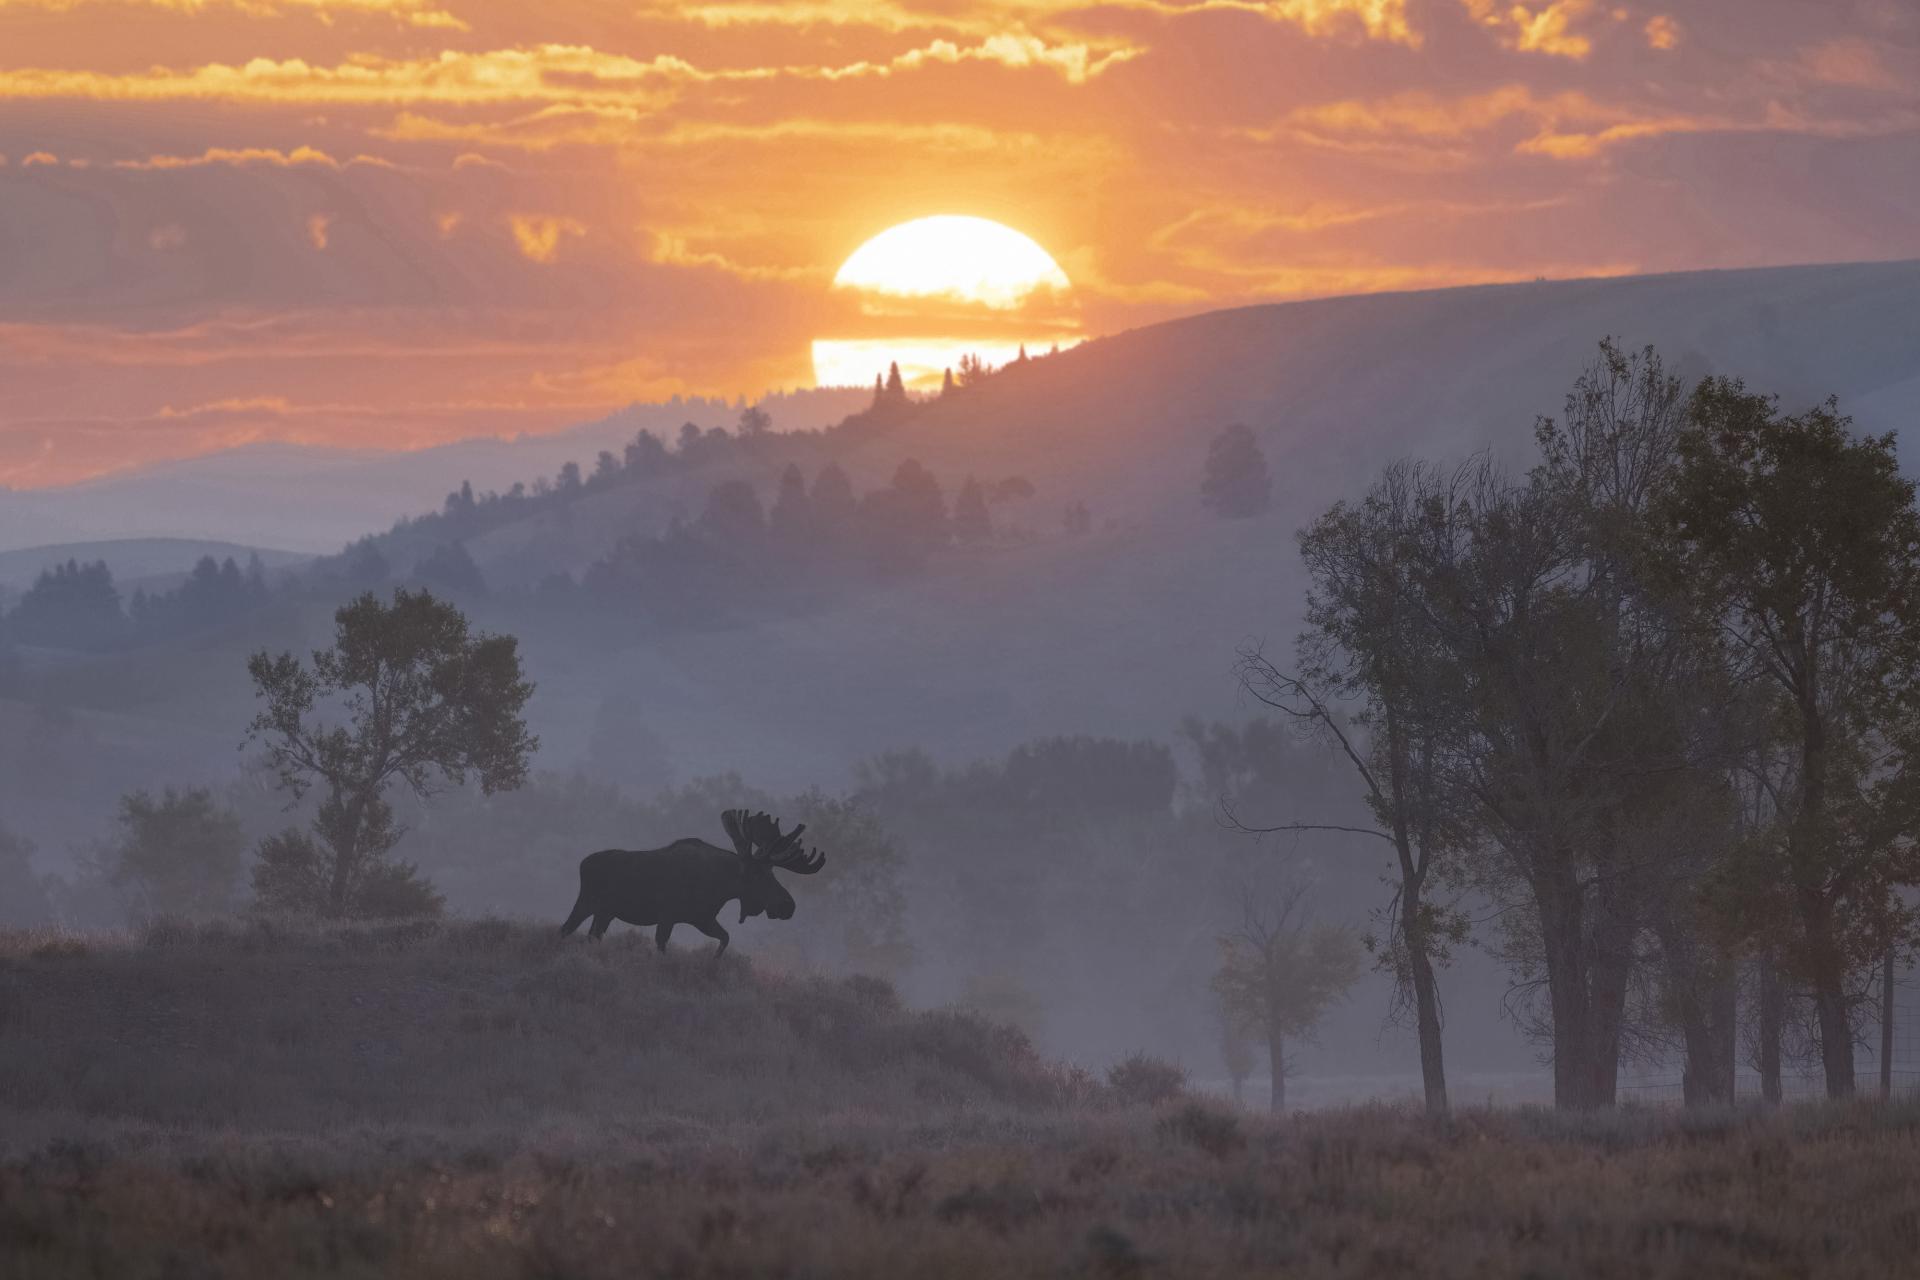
top-left (559, 809), bottom-right (826, 957)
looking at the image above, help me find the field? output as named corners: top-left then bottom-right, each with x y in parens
top-left (5, 921), bottom-right (1920, 1278)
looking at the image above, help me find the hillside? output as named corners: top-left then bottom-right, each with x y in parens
top-left (0, 919), bottom-right (1077, 1139)
top-left (7, 260), bottom-right (1920, 844)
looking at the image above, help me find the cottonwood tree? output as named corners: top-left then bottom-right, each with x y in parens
top-left (1210, 884), bottom-right (1361, 1111)
top-left (1655, 382), bottom-right (1920, 1098)
top-left (245, 589), bottom-right (536, 919)
top-left (1235, 460), bottom-right (1474, 1116)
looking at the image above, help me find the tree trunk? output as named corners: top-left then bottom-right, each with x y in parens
top-left (1406, 924), bottom-right (1449, 1116)
top-left (1267, 1022), bottom-right (1286, 1114)
top-left (1758, 954), bottom-right (1784, 1105)
top-left (1538, 868), bottom-right (1600, 1109)
top-left (1881, 944), bottom-right (1896, 1100)
top-left (1803, 893), bottom-right (1856, 1098)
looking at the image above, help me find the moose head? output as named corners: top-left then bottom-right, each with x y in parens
top-left (721, 808), bottom-right (826, 923)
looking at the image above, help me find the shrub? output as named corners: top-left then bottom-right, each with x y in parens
top-left (1106, 1052), bottom-right (1186, 1107)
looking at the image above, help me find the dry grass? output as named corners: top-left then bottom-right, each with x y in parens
top-left (6, 921), bottom-right (1920, 1278)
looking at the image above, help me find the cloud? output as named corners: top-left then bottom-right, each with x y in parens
top-left (112, 145), bottom-right (377, 170)
top-left (508, 214), bottom-right (584, 263)
top-left (0, 0), bottom-right (469, 29)
top-left (1458, 0), bottom-right (1598, 59)
top-left (1800, 38), bottom-right (1902, 92)
top-left (306, 213), bottom-right (332, 249)
top-left (1644, 14), bottom-right (1680, 50)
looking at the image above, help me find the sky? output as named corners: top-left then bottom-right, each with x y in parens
top-left (1, 0), bottom-right (1916, 488)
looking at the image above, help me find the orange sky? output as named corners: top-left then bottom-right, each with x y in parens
top-left (1, 0), bottom-right (1916, 487)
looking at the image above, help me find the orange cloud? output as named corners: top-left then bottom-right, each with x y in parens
top-left (1460, 0), bottom-right (1597, 59)
top-left (508, 214), bottom-right (584, 262)
top-left (1644, 14), bottom-right (1680, 50)
top-left (306, 213), bottom-right (333, 249)
top-left (0, 0), bottom-right (469, 29)
top-left (111, 145), bottom-right (380, 170)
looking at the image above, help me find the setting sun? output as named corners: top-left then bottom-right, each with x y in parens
top-left (815, 216), bottom-right (1080, 389)
top-left (832, 216), bottom-right (1071, 311)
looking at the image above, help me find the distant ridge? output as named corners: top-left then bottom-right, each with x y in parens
top-left (0, 538), bottom-right (312, 594)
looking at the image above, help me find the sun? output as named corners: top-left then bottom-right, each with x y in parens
top-left (813, 216), bottom-right (1080, 391)
top-left (832, 215), bottom-right (1071, 311)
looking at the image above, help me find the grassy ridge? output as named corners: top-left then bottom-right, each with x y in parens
top-left (0, 919), bottom-right (1082, 1134)
top-left (6, 921), bottom-right (1920, 1277)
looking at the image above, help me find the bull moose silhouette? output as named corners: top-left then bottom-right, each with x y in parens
top-left (559, 809), bottom-right (825, 957)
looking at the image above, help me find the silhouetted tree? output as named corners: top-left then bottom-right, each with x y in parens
top-left (108, 786), bottom-right (247, 919)
top-left (1201, 423), bottom-right (1272, 518)
top-left (885, 361), bottom-right (907, 403)
top-left (557, 460), bottom-right (583, 494)
top-left (953, 476), bottom-right (993, 545)
top-left (592, 450), bottom-right (621, 486)
top-left (956, 352), bottom-right (990, 388)
top-left (942, 368), bottom-right (955, 397)
top-left (1655, 377), bottom-right (1920, 1099)
top-left (863, 459), bottom-right (947, 561)
top-left (245, 589), bottom-right (536, 919)
top-left (811, 463), bottom-right (858, 535)
top-left (626, 429), bottom-right (668, 475)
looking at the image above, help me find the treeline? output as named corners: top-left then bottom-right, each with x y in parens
top-left (1253, 340), bottom-right (1920, 1111)
top-left (0, 554), bottom-right (271, 652)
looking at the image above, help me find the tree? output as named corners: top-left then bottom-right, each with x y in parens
top-left (942, 368), bottom-right (955, 397)
top-left (953, 476), bottom-right (992, 545)
top-left (862, 459), bottom-right (947, 560)
top-left (956, 352), bottom-right (990, 388)
top-left (6, 559), bottom-right (123, 650)
top-left (1655, 380), bottom-right (1920, 1099)
top-left (1210, 885), bottom-right (1362, 1112)
top-left (1201, 423), bottom-right (1272, 518)
top-left (769, 463), bottom-right (813, 543)
top-left (700, 479), bottom-right (767, 548)
top-left (108, 787), bottom-right (247, 918)
top-left (415, 542), bottom-right (487, 599)
top-left (738, 404), bottom-right (772, 438)
top-left (1235, 460), bottom-right (1475, 1116)
top-left (884, 361), bottom-right (907, 403)
top-left (244, 590), bottom-right (536, 919)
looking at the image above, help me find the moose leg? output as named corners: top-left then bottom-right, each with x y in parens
top-left (655, 922), bottom-right (675, 953)
top-left (588, 913), bottom-right (613, 941)
top-left (689, 918), bottom-right (730, 959)
top-left (559, 892), bottom-right (592, 937)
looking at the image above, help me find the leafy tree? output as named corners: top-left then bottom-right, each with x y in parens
top-left (1655, 380), bottom-right (1920, 1098)
top-left (956, 352), bottom-right (990, 388)
top-left (1210, 885), bottom-right (1362, 1111)
top-left (1200, 423), bottom-right (1272, 518)
top-left (953, 476), bottom-right (993, 545)
top-left (245, 589), bottom-right (536, 918)
top-left (108, 787), bottom-right (247, 918)
top-left (0, 823), bottom-right (50, 927)
top-left (862, 459), bottom-right (947, 561)
top-left (252, 829), bottom-right (443, 919)
top-left (625, 429), bottom-right (668, 475)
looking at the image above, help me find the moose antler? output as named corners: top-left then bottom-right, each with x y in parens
top-left (725, 810), bottom-right (827, 875)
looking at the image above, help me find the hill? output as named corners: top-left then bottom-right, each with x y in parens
top-left (0, 918), bottom-right (1079, 1138)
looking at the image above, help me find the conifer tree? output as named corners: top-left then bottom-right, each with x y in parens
top-left (1200, 423), bottom-right (1273, 518)
top-left (885, 361), bottom-right (907, 402)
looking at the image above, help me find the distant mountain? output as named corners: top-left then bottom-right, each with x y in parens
top-left (0, 539), bottom-right (312, 598)
top-left (0, 387), bottom-right (873, 555)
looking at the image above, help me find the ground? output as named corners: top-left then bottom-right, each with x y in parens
top-left (4, 920), bottom-right (1919, 1278)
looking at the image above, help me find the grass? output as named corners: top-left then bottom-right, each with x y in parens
top-left (6, 920), bottom-right (1920, 1277)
